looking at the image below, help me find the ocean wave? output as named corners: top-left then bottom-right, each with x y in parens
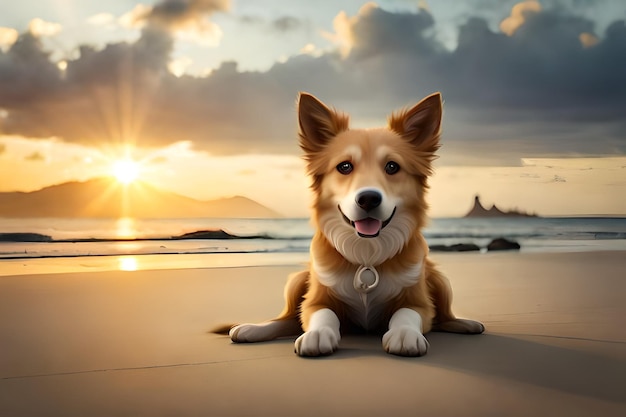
top-left (0, 246), bottom-right (312, 260)
top-left (2, 217), bottom-right (626, 260)
top-left (0, 229), bottom-right (313, 243)
top-left (594, 232), bottom-right (626, 239)
top-left (3, 229), bottom-right (626, 244)
top-left (424, 231), bottom-right (626, 240)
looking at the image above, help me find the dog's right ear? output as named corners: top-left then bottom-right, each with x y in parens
top-left (298, 92), bottom-right (349, 153)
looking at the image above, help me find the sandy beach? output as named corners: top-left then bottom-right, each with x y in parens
top-left (1, 251), bottom-right (625, 417)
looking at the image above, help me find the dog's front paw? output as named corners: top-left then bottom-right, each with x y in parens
top-left (382, 325), bottom-right (430, 357)
top-left (294, 328), bottom-right (340, 357)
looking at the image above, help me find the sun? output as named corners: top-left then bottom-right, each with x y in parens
top-left (112, 159), bottom-right (140, 184)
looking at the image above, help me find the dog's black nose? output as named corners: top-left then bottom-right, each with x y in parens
top-left (356, 190), bottom-right (382, 212)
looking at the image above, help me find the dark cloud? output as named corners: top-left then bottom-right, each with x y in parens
top-left (335, 3), bottom-right (626, 114)
top-left (238, 15), bottom-right (264, 25)
top-left (133, 0), bottom-right (229, 31)
top-left (0, 26), bottom-right (174, 146)
top-left (470, 0), bottom-right (620, 15)
top-left (0, 33), bottom-right (61, 105)
top-left (239, 15), bottom-right (306, 33)
top-left (0, 1), bottom-right (624, 161)
top-left (272, 16), bottom-right (303, 32)
top-left (348, 5), bottom-right (442, 59)
top-left (325, 3), bottom-right (626, 158)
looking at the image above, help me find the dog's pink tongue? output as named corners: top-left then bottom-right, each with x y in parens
top-left (354, 218), bottom-right (382, 236)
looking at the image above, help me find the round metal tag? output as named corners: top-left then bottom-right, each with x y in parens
top-left (354, 265), bottom-right (379, 293)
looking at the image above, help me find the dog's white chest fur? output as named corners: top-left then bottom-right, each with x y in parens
top-left (313, 260), bottom-right (423, 330)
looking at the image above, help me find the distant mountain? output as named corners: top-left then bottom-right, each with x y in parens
top-left (0, 178), bottom-right (281, 218)
top-left (464, 195), bottom-right (537, 218)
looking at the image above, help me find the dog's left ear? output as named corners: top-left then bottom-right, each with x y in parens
top-left (388, 93), bottom-right (442, 154)
top-left (298, 92), bottom-right (349, 154)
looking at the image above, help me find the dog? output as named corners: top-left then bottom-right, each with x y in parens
top-left (222, 92), bottom-right (484, 357)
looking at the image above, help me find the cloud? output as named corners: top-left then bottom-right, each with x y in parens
top-left (346, 3), bottom-right (441, 59)
top-left (150, 156), bottom-right (168, 164)
top-left (141, 0), bottom-right (229, 28)
top-left (124, 0), bottom-right (228, 45)
top-left (500, 0), bottom-right (542, 35)
top-left (0, 27), bottom-right (18, 51)
top-left (86, 13), bottom-right (118, 28)
top-left (578, 31), bottom-right (599, 47)
top-left (25, 151), bottom-right (45, 161)
top-left (0, 32), bottom-right (62, 104)
top-left (238, 14), bottom-right (307, 34)
top-left (0, 143), bottom-right (5, 154)
top-left (28, 18), bottom-right (62, 38)
top-left (272, 16), bottom-right (303, 32)
top-left (168, 55), bottom-right (193, 76)
top-left (0, 27), bottom-right (173, 145)
top-left (0, 1), bottom-right (624, 161)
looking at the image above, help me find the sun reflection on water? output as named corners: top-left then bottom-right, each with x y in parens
top-left (118, 256), bottom-right (138, 271)
top-left (115, 217), bottom-right (137, 239)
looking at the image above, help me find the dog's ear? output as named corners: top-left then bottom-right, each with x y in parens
top-left (388, 92), bottom-right (442, 154)
top-left (298, 92), bottom-right (349, 153)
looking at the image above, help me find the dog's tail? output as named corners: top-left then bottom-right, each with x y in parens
top-left (212, 270), bottom-right (309, 342)
top-left (210, 323), bottom-right (235, 335)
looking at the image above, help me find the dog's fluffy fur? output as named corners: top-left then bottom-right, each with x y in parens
top-left (225, 92), bottom-right (484, 357)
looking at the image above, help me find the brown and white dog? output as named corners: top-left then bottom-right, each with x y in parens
top-left (225, 92), bottom-right (484, 356)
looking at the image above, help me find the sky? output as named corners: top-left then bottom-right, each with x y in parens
top-left (0, 0), bottom-right (625, 217)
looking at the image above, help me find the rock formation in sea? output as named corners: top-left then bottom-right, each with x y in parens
top-left (464, 195), bottom-right (537, 218)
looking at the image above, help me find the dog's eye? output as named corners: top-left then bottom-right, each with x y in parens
top-left (336, 161), bottom-right (354, 175)
top-left (385, 161), bottom-right (400, 175)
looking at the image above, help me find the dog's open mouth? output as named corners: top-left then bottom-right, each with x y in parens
top-left (339, 206), bottom-right (396, 238)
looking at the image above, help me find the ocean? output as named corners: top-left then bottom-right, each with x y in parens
top-left (1, 216), bottom-right (625, 263)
